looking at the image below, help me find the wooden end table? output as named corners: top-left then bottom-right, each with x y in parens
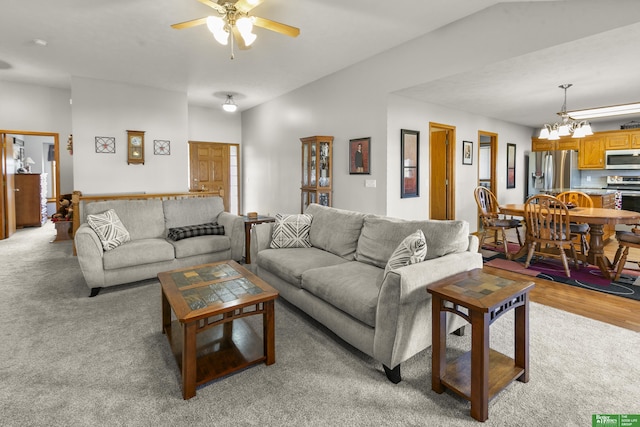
top-left (51, 220), bottom-right (72, 243)
top-left (158, 260), bottom-right (278, 399)
top-left (241, 215), bottom-right (275, 264)
top-left (427, 268), bottom-right (534, 422)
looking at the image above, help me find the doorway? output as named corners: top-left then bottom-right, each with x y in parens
top-left (188, 141), bottom-right (240, 214)
top-left (429, 122), bottom-right (456, 220)
top-left (0, 130), bottom-right (60, 240)
top-left (478, 131), bottom-right (497, 195)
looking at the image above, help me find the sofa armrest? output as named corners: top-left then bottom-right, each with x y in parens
top-left (74, 224), bottom-right (106, 288)
top-left (468, 234), bottom-right (480, 253)
top-left (250, 222), bottom-right (275, 264)
top-left (373, 251), bottom-right (483, 368)
top-left (217, 212), bottom-right (244, 261)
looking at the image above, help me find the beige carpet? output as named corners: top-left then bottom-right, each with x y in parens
top-left (1, 222), bottom-right (639, 426)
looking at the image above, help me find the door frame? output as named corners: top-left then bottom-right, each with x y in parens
top-left (478, 130), bottom-right (498, 197)
top-left (1, 130), bottom-right (60, 238)
top-left (188, 141), bottom-right (241, 214)
top-left (429, 122), bottom-right (456, 220)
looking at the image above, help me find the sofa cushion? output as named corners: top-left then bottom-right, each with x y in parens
top-left (163, 197), bottom-right (224, 237)
top-left (85, 200), bottom-right (165, 240)
top-left (301, 262), bottom-right (383, 328)
top-left (356, 216), bottom-right (469, 268)
top-left (257, 247), bottom-right (348, 287)
top-left (169, 235), bottom-right (231, 259)
top-left (86, 209), bottom-right (131, 251)
top-left (102, 238), bottom-right (175, 270)
top-left (270, 213), bottom-right (312, 248)
top-left (383, 229), bottom-right (427, 277)
top-left (167, 222), bottom-right (225, 241)
top-left (304, 204), bottom-right (366, 260)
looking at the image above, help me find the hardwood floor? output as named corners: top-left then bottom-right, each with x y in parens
top-left (483, 231), bottom-right (640, 333)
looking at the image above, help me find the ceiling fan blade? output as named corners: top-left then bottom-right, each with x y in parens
top-left (234, 0), bottom-right (264, 13)
top-left (171, 17), bottom-right (208, 30)
top-left (196, 0), bottom-right (226, 14)
top-left (252, 16), bottom-right (300, 38)
top-left (231, 27), bottom-right (252, 50)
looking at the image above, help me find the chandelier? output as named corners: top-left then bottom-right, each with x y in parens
top-left (538, 84), bottom-right (593, 140)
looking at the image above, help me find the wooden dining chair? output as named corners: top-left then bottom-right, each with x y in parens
top-left (612, 225), bottom-right (640, 281)
top-left (474, 186), bottom-right (522, 259)
top-left (556, 190), bottom-right (593, 258)
top-left (523, 194), bottom-right (580, 277)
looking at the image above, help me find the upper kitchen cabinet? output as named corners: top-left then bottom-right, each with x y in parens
top-left (531, 138), bottom-right (579, 151)
top-left (604, 132), bottom-right (630, 150)
top-left (578, 136), bottom-right (605, 169)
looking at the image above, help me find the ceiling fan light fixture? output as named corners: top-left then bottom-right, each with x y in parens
top-left (222, 94), bottom-right (238, 112)
top-left (236, 17), bottom-right (257, 46)
top-left (207, 16), bottom-right (229, 45)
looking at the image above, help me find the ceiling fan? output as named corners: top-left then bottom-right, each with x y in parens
top-left (171, 0), bottom-right (300, 59)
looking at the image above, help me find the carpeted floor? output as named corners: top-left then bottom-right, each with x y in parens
top-left (482, 245), bottom-right (640, 301)
top-left (1, 222), bottom-right (639, 426)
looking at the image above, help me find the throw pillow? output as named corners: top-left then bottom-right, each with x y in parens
top-left (270, 213), bottom-right (313, 249)
top-left (383, 229), bottom-right (427, 277)
top-left (86, 209), bottom-right (131, 251)
top-left (167, 222), bottom-right (225, 241)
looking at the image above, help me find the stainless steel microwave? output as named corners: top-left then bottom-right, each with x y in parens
top-left (605, 149), bottom-right (640, 169)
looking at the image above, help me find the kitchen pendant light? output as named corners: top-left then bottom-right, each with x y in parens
top-left (222, 94), bottom-right (238, 112)
top-left (538, 84), bottom-right (593, 140)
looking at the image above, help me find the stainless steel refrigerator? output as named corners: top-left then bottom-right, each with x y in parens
top-left (527, 150), bottom-right (580, 199)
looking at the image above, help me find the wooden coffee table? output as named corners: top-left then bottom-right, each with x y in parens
top-left (158, 260), bottom-right (279, 399)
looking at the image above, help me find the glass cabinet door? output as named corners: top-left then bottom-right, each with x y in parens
top-left (319, 142), bottom-right (330, 188)
top-left (302, 143), bottom-right (309, 186)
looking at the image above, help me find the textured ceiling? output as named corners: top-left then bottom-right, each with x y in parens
top-left (1, 0), bottom-right (639, 129)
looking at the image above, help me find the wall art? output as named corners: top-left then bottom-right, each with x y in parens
top-left (349, 137), bottom-right (370, 174)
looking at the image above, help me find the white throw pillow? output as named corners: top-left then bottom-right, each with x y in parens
top-left (383, 229), bottom-right (427, 277)
top-left (270, 213), bottom-right (313, 249)
top-left (87, 209), bottom-right (131, 251)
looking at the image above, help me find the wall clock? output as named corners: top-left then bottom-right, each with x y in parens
top-left (127, 130), bottom-right (145, 165)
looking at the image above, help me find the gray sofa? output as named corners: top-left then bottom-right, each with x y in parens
top-left (251, 203), bottom-right (483, 383)
top-left (75, 196), bottom-right (244, 297)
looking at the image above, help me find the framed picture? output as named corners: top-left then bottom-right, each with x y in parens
top-left (462, 140), bottom-right (473, 165)
top-left (95, 136), bottom-right (116, 153)
top-left (401, 129), bottom-right (419, 198)
top-left (349, 137), bottom-right (370, 174)
top-left (507, 143), bottom-right (516, 189)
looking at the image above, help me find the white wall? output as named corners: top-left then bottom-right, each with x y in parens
top-left (71, 77), bottom-right (189, 194)
top-left (188, 105), bottom-right (242, 143)
top-left (387, 95), bottom-right (533, 228)
top-left (0, 81), bottom-right (73, 193)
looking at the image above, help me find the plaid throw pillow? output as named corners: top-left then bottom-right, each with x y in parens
top-left (270, 213), bottom-right (313, 248)
top-left (167, 222), bottom-right (225, 241)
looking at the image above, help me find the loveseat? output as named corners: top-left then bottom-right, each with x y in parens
top-left (75, 196), bottom-right (244, 297)
top-left (251, 203), bottom-right (483, 383)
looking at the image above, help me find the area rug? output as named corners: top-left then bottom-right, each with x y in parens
top-left (482, 244), bottom-right (640, 301)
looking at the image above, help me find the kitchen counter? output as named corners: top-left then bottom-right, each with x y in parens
top-left (539, 188), bottom-right (618, 196)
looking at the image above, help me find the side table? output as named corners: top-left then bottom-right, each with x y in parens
top-left (51, 220), bottom-right (73, 243)
top-left (427, 268), bottom-right (534, 422)
top-left (241, 215), bottom-right (275, 264)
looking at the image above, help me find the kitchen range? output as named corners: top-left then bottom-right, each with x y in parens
top-left (606, 176), bottom-right (640, 213)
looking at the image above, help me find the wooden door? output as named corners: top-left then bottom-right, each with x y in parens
top-left (189, 142), bottom-right (230, 211)
top-left (430, 123), bottom-right (456, 220)
top-left (1, 135), bottom-right (16, 239)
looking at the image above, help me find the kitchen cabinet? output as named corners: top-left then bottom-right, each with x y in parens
top-left (604, 133), bottom-right (630, 150)
top-left (632, 133), bottom-right (640, 148)
top-left (578, 136), bottom-right (605, 169)
top-left (531, 138), bottom-right (579, 152)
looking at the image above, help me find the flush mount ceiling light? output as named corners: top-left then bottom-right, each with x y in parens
top-left (567, 102), bottom-right (640, 120)
top-left (222, 94), bottom-right (237, 112)
top-left (539, 84), bottom-right (593, 140)
top-left (171, 0), bottom-right (300, 59)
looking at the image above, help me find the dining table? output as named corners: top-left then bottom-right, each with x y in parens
top-left (498, 204), bottom-right (640, 280)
